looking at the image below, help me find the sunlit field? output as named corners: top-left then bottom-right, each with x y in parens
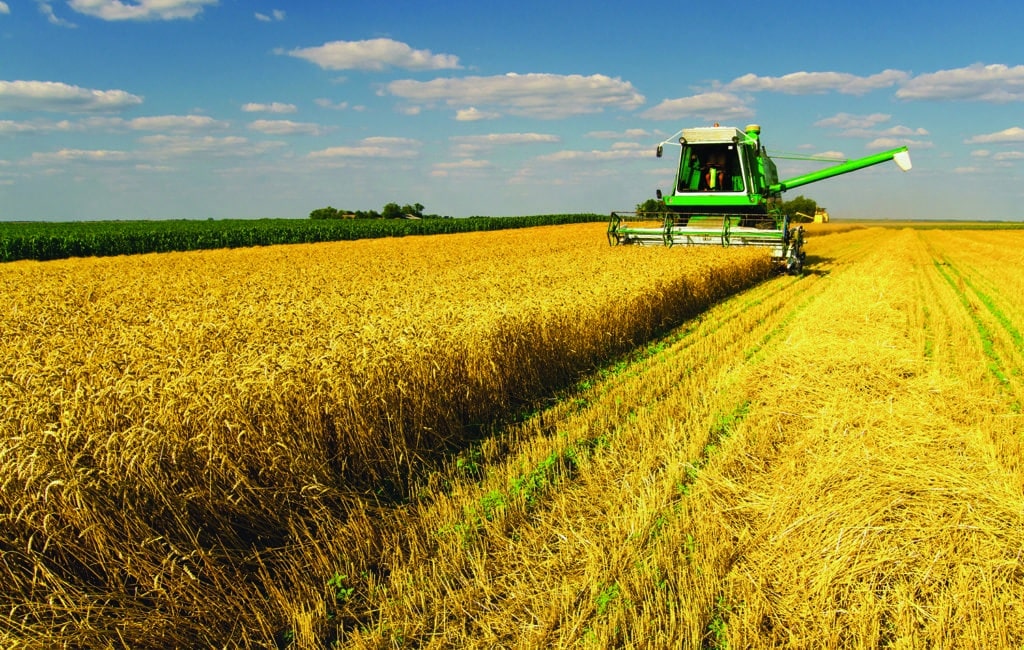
top-left (2, 223), bottom-right (1022, 647)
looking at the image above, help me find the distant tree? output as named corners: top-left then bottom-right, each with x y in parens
top-left (381, 202), bottom-right (404, 219)
top-left (781, 195), bottom-right (817, 218)
top-left (309, 206), bottom-right (340, 220)
top-left (400, 203), bottom-right (425, 218)
top-left (635, 197), bottom-right (669, 215)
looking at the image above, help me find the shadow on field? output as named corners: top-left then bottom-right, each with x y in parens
top-left (800, 254), bottom-right (832, 276)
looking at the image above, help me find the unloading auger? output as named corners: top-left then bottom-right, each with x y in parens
top-left (608, 124), bottom-right (912, 273)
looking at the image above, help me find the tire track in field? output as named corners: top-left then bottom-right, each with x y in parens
top-left (696, 229), bottom-right (1024, 647)
top-left (912, 230), bottom-right (1024, 495)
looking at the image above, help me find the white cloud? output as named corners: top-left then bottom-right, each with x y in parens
top-left (814, 113), bottom-right (891, 129)
top-left (307, 136), bottom-right (420, 159)
top-left (0, 114), bottom-right (225, 134)
top-left (241, 102), bottom-right (296, 114)
top-left (897, 64), bottom-right (1024, 102)
top-left (449, 132), bottom-right (559, 156)
top-left (67, 0), bottom-right (217, 21)
top-left (0, 120), bottom-right (45, 134)
top-left (455, 107), bottom-right (500, 121)
top-left (137, 134), bottom-right (284, 158)
top-left (813, 112), bottom-right (929, 145)
top-left (248, 119), bottom-right (326, 136)
top-left (450, 133), bottom-right (559, 146)
top-left (386, 72), bottom-right (644, 119)
top-left (287, 38), bottom-right (461, 72)
top-left (586, 128), bottom-right (653, 139)
top-left (993, 151), bottom-right (1024, 161)
top-left (430, 159), bottom-right (491, 177)
top-left (535, 143), bottom-right (647, 162)
top-left (0, 3), bottom-right (10, 14)
top-left (29, 148), bottom-right (130, 164)
top-left (0, 80), bottom-right (142, 112)
top-left (315, 98), bottom-right (349, 110)
top-left (865, 137), bottom-right (932, 150)
top-left (639, 91), bottom-right (752, 121)
top-left (726, 69), bottom-right (908, 95)
top-left (255, 9), bottom-right (284, 22)
top-left (965, 127), bottom-right (1024, 144)
top-left (37, 2), bottom-right (76, 27)
top-left (126, 114), bottom-right (227, 131)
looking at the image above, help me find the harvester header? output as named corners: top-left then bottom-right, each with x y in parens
top-left (609, 124), bottom-right (912, 273)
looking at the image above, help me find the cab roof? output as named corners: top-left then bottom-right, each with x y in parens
top-left (679, 126), bottom-right (747, 144)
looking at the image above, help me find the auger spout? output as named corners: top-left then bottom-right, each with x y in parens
top-left (769, 146), bottom-right (911, 194)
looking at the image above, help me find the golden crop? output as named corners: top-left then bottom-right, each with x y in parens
top-left (0, 222), bottom-right (771, 647)
top-left (5, 223), bottom-right (1022, 649)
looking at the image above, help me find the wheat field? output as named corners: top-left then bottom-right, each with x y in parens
top-left (1, 223), bottom-right (1022, 648)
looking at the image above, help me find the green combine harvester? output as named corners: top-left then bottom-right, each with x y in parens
top-left (608, 124), bottom-right (912, 273)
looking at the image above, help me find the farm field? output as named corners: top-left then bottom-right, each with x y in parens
top-left (0, 214), bottom-right (606, 262)
top-left (2, 223), bottom-right (1024, 647)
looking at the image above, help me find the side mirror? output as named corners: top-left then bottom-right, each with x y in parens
top-left (656, 145), bottom-right (663, 158)
top-left (656, 189), bottom-right (663, 199)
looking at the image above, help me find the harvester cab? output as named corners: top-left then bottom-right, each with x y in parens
top-left (608, 124), bottom-right (912, 273)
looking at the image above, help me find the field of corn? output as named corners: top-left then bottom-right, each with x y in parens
top-left (0, 213), bottom-right (606, 262)
top-left (2, 221), bottom-right (1023, 648)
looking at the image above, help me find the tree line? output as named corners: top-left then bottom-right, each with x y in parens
top-left (635, 195), bottom-right (818, 217)
top-left (309, 202), bottom-right (447, 220)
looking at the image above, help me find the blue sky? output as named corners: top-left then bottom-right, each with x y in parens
top-left (1, 0), bottom-right (1022, 221)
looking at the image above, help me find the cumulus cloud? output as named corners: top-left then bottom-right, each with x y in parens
top-left (450, 133), bottom-right (559, 146)
top-left (993, 151), bottom-right (1024, 161)
top-left (66, 0), bottom-right (217, 20)
top-left (430, 158), bottom-right (491, 177)
top-left (726, 69), bottom-right (908, 95)
top-left (308, 136), bottom-right (420, 159)
top-left (247, 119), bottom-right (326, 136)
top-left (137, 134), bottom-right (284, 158)
top-left (0, 80), bottom-right (142, 112)
top-left (455, 107), bottom-right (500, 121)
top-left (126, 114), bottom-right (227, 131)
top-left (0, 120), bottom-right (33, 134)
top-left (241, 102), bottom-right (296, 114)
top-left (315, 99), bottom-right (349, 110)
top-left (535, 142), bottom-right (647, 162)
top-left (386, 72), bottom-right (644, 119)
top-left (29, 148), bottom-right (130, 164)
top-left (255, 9), bottom-right (284, 22)
top-left (1, 114), bottom-right (225, 133)
top-left (965, 127), bottom-right (1024, 144)
top-left (865, 137), bottom-right (932, 150)
top-left (286, 38), bottom-right (461, 71)
top-left (898, 64), bottom-right (1024, 102)
top-left (37, 2), bottom-right (76, 26)
top-left (814, 113), bottom-right (891, 129)
top-left (586, 128), bottom-right (653, 139)
top-left (812, 112), bottom-right (929, 147)
top-left (0, 2), bottom-right (10, 14)
top-left (449, 132), bottom-right (559, 156)
top-left (640, 91), bottom-right (752, 121)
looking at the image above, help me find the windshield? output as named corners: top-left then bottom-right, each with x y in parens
top-left (677, 143), bottom-right (745, 193)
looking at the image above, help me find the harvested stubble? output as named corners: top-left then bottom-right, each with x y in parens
top-left (0, 223), bottom-right (772, 647)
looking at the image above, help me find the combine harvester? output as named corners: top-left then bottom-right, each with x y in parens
top-left (608, 124), bottom-right (912, 273)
